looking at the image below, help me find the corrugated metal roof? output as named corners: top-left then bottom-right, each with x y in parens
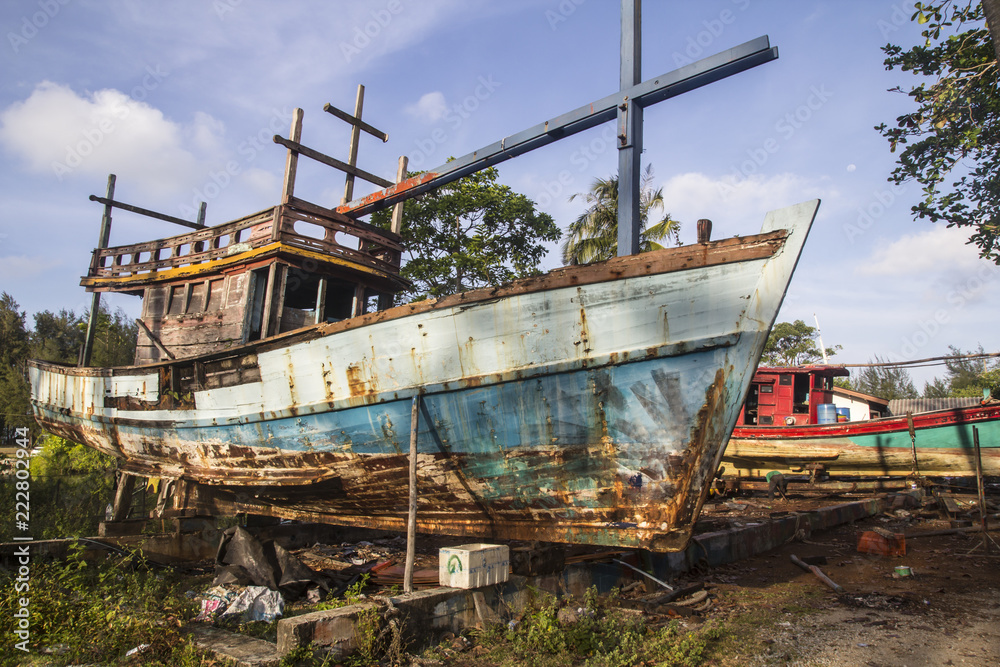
top-left (888, 397), bottom-right (981, 415)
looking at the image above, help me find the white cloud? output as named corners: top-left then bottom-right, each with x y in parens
top-left (859, 226), bottom-right (986, 277)
top-left (404, 91), bottom-right (448, 122)
top-left (0, 81), bottom-right (221, 199)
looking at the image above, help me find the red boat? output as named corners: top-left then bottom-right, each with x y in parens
top-left (721, 366), bottom-right (1000, 479)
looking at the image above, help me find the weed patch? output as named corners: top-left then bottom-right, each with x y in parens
top-left (0, 541), bottom-right (205, 666)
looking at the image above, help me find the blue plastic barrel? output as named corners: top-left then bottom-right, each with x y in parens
top-left (836, 407), bottom-right (851, 422)
top-left (817, 403), bottom-right (838, 424)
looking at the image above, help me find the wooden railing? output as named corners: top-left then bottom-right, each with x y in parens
top-left (88, 200), bottom-right (403, 279)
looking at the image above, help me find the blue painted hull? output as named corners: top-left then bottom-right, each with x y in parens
top-left (30, 201), bottom-right (819, 551)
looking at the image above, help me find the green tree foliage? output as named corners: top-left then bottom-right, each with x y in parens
top-left (371, 166), bottom-right (559, 302)
top-left (762, 320), bottom-right (842, 367)
top-left (561, 165), bottom-right (681, 265)
top-left (0, 294), bottom-right (137, 540)
top-left (848, 357), bottom-right (919, 401)
top-left (2, 435), bottom-right (117, 541)
top-left (0, 293), bottom-right (32, 443)
top-left (877, 1), bottom-right (1000, 262)
top-left (922, 345), bottom-right (1000, 396)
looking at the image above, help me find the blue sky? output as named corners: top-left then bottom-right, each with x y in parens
top-left (1, 0), bottom-right (996, 388)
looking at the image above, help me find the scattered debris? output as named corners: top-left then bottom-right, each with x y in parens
top-left (213, 526), bottom-right (328, 601)
top-left (857, 529), bottom-right (906, 556)
top-left (790, 554), bottom-right (844, 593)
top-left (219, 585), bottom-right (285, 623)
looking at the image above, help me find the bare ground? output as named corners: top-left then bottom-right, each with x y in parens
top-left (685, 496), bottom-right (1000, 666)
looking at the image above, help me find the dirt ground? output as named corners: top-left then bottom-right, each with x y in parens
top-left (674, 492), bottom-right (1000, 666)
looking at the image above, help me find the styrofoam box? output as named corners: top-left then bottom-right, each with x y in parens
top-left (439, 543), bottom-right (510, 589)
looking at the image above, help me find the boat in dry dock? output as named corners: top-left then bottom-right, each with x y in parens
top-left (721, 365), bottom-right (1000, 481)
top-left (27, 189), bottom-right (820, 552)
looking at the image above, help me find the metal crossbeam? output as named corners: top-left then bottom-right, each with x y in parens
top-left (336, 36), bottom-right (777, 221)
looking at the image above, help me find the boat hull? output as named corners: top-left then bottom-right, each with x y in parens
top-left (30, 201), bottom-right (819, 551)
top-left (723, 403), bottom-right (1000, 479)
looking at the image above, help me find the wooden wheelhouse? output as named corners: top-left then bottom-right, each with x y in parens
top-left (82, 200), bottom-right (407, 366)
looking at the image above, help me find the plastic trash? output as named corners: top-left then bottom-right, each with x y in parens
top-left (220, 585), bottom-right (285, 623)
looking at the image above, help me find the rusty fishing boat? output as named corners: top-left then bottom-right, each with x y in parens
top-left (28, 192), bottom-right (818, 552)
top-left (27, 32), bottom-right (819, 551)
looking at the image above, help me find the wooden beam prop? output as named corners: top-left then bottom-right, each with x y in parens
top-left (404, 393), bottom-right (420, 593)
top-left (135, 318), bottom-right (175, 360)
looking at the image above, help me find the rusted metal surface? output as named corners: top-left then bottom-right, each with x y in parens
top-left (30, 201), bottom-right (819, 552)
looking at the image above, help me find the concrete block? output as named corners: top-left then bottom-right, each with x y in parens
top-left (439, 543), bottom-right (509, 589)
top-left (186, 623), bottom-right (280, 667)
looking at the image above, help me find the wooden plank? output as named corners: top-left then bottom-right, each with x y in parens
top-left (280, 108), bottom-right (304, 206)
top-left (272, 135), bottom-right (394, 188)
top-left (942, 497), bottom-right (963, 515)
top-left (136, 319), bottom-right (175, 360)
top-left (391, 156), bottom-right (409, 236)
top-left (315, 277), bottom-right (327, 324)
top-left (323, 100), bottom-right (389, 142)
top-left (260, 263), bottom-right (278, 339)
top-left (88, 195), bottom-right (204, 230)
top-left (271, 264), bottom-right (287, 337)
top-left (342, 84), bottom-right (365, 205)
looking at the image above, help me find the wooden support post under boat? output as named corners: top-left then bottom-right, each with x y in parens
top-left (111, 471), bottom-right (136, 522)
top-left (81, 174), bottom-right (116, 367)
top-left (404, 393), bottom-right (420, 594)
top-left (135, 318), bottom-right (175, 360)
top-left (281, 108), bottom-right (304, 204)
top-left (974, 426), bottom-right (991, 554)
top-left (906, 411), bottom-right (919, 477)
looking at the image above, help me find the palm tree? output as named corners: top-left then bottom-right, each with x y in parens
top-left (561, 165), bottom-right (680, 265)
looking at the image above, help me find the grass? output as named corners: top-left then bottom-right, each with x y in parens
top-left (420, 586), bottom-right (723, 667)
top-left (0, 541), bottom-right (212, 666)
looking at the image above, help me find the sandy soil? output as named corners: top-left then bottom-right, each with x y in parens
top-left (690, 494), bottom-right (1000, 666)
